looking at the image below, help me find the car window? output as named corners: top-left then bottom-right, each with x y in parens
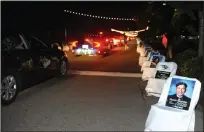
top-left (26, 35), bottom-right (48, 49)
top-left (1, 35), bottom-right (25, 51)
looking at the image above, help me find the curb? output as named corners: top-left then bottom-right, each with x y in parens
top-left (68, 70), bottom-right (142, 78)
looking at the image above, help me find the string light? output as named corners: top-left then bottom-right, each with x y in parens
top-left (64, 9), bottom-right (135, 21)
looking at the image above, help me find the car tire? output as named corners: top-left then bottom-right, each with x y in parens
top-left (1, 71), bottom-right (21, 106)
top-left (58, 60), bottom-right (68, 77)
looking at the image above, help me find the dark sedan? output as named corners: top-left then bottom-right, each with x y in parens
top-left (1, 33), bottom-right (69, 105)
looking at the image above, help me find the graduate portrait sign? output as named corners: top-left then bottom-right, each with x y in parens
top-left (165, 78), bottom-right (196, 110)
top-left (155, 64), bottom-right (171, 80)
top-left (145, 49), bottom-right (152, 57)
top-left (150, 55), bottom-right (163, 68)
top-left (148, 52), bottom-right (160, 61)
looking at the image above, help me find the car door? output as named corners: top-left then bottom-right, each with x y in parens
top-left (18, 34), bottom-right (42, 83)
top-left (2, 34), bottom-right (37, 86)
top-left (24, 35), bottom-right (61, 76)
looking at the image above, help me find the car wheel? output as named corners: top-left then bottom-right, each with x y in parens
top-left (1, 72), bottom-right (21, 105)
top-left (58, 60), bottom-right (68, 77)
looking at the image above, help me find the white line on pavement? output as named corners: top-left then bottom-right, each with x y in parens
top-left (68, 70), bottom-right (142, 78)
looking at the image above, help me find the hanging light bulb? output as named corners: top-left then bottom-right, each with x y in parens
top-left (66, 9), bottom-right (136, 21)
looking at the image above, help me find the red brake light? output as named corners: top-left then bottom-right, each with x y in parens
top-left (94, 42), bottom-right (100, 47)
top-left (72, 41), bottom-right (78, 47)
top-left (106, 39), bottom-right (108, 42)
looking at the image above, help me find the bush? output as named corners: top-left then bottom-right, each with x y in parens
top-left (180, 56), bottom-right (202, 80)
top-left (174, 49), bottom-right (202, 79)
top-left (173, 49), bottom-right (197, 66)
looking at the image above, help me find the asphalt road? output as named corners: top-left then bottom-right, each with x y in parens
top-left (2, 75), bottom-right (203, 131)
top-left (66, 41), bottom-right (141, 73)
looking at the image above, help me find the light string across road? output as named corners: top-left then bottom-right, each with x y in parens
top-left (64, 10), bottom-right (135, 21)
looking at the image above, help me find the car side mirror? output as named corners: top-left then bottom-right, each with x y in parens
top-left (51, 44), bottom-right (59, 50)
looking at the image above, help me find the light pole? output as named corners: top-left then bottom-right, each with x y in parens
top-left (199, 2), bottom-right (204, 90)
top-left (198, 3), bottom-right (204, 57)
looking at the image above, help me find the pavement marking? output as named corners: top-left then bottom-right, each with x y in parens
top-left (68, 70), bottom-right (142, 78)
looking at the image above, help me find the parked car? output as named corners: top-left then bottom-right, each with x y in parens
top-left (1, 33), bottom-right (69, 105)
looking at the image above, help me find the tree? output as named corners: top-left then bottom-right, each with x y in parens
top-left (166, 2), bottom-right (203, 57)
top-left (146, 2), bottom-right (203, 59)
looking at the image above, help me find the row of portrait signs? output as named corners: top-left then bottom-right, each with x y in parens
top-left (144, 48), bottom-right (195, 111)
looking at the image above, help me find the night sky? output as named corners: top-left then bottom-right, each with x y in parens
top-left (2, 1), bottom-right (149, 38)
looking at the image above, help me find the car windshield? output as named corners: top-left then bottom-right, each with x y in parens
top-left (1, 35), bottom-right (25, 51)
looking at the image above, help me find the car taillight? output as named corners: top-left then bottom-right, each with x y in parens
top-left (72, 41), bottom-right (78, 47)
top-left (106, 39), bottom-right (108, 42)
top-left (94, 42), bottom-right (100, 47)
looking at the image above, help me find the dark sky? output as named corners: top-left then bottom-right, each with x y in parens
top-left (2, 1), bottom-right (149, 37)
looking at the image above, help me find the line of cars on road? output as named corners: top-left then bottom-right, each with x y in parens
top-left (2, 33), bottom-right (69, 105)
top-left (64, 34), bottom-right (126, 57)
top-left (1, 32), bottom-right (132, 105)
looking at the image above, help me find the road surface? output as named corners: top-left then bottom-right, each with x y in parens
top-left (66, 41), bottom-right (141, 73)
top-left (2, 75), bottom-right (203, 131)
